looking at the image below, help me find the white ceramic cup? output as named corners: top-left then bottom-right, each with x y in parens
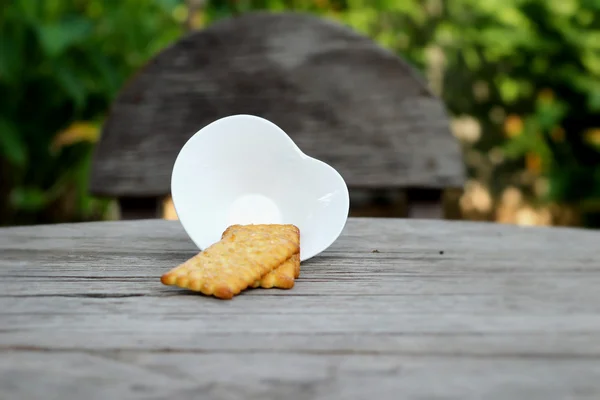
top-left (170, 114), bottom-right (350, 261)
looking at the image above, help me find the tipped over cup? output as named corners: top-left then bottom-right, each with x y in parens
top-left (170, 114), bottom-right (350, 261)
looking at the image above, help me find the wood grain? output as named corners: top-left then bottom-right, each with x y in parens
top-left (89, 12), bottom-right (464, 197)
top-left (1, 218), bottom-right (599, 399)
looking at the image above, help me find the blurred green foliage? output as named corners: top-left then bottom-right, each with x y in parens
top-left (0, 0), bottom-right (183, 225)
top-left (1, 0), bottom-right (599, 227)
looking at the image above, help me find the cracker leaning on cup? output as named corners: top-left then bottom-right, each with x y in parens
top-left (160, 224), bottom-right (301, 299)
top-left (221, 224), bottom-right (301, 289)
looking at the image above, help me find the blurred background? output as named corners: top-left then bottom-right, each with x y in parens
top-left (1, 0), bottom-right (599, 228)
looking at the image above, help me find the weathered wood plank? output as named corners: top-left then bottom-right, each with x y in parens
top-left (1, 218), bottom-right (599, 399)
top-left (1, 273), bottom-right (600, 299)
top-left (4, 309), bottom-right (599, 338)
top-left (89, 12), bottom-right (464, 197)
top-left (2, 352), bottom-right (600, 400)
top-left (4, 294), bottom-right (600, 318)
top-left (4, 329), bottom-right (600, 359)
top-left (2, 295), bottom-right (600, 357)
top-left (1, 218), bottom-right (596, 257)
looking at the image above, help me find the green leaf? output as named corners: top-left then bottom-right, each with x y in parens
top-left (9, 187), bottom-right (48, 212)
top-left (497, 76), bottom-right (522, 104)
top-left (0, 117), bottom-right (27, 168)
top-left (588, 91), bottom-right (600, 112)
top-left (462, 47), bottom-right (481, 70)
top-left (155, 0), bottom-right (182, 12)
top-left (55, 66), bottom-right (86, 109)
top-left (0, 33), bottom-right (22, 85)
top-left (15, 0), bottom-right (40, 21)
top-left (502, 118), bottom-right (542, 159)
top-left (548, 0), bottom-right (578, 16)
top-left (502, 134), bottom-right (531, 159)
top-left (36, 17), bottom-right (92, 57)
top-left (497, 6), bottom-right (531, 28)
top-left (87, 52), bottom-right (119, 96)
top-left (580, 0), bottom-right (600, 10)
top-left (535, 102), bottom-right (568, 130)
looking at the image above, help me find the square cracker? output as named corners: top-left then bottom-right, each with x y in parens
top-left (251, 253), bottom-right (300, 289)
top-left (161, 224), bottom-right (299, 299)
top-left (222, 224), bottom-right (301, 289)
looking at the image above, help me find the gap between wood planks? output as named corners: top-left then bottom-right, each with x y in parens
top-left (2, 345), bottom-right (600, 360)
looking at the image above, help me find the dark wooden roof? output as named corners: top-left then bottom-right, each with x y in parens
top-left (89, 11), bottom-right (465, 197)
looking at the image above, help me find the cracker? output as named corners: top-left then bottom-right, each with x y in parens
top-left (251, 253), bottom-right (300, 289)
top-left (220, 224), bottom-right (300, 241)
top-left (161, 224), bottom-right (299, 299)
top-left (222, 224), bottom-right (301, 289)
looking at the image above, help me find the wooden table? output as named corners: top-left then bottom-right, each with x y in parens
top-left (1, 218), bottom-right (599, 399)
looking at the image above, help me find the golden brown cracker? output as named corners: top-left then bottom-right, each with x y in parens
top-left (221, 224), bottom-right (299, 241)
top-left (161, 224), bottom-right (299, 299)
top-left (222, 224), bottom-right (301, 289)
top-left (251, 253), bottom-right (300, 289)
top-left (293, 253), bottom-right (301, 279)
